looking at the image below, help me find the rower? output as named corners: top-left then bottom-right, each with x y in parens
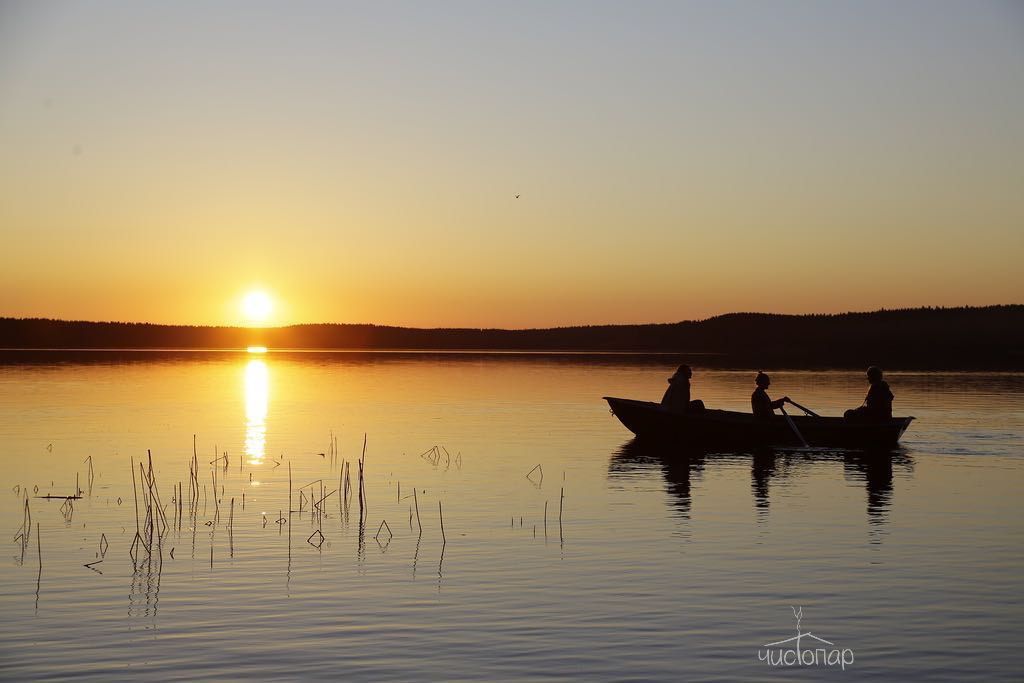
top-left (844, 366), bottom-right (894, 420)
top-left (661, 365), bottom-right (706, 413)
top-left (751, 371), bottom-right (790, 418)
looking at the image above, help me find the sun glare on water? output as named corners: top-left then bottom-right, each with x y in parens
top-left (241, 290), bottom-right (274, 325)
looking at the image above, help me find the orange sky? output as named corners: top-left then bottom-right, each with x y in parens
top-left (1, 3), bottom-right (1022, 328)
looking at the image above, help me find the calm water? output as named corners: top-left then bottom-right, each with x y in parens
top-left (1, 352), bottom-right (1022, 681)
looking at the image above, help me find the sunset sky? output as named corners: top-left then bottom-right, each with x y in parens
top-left (1, 1), bottom-right (1022, 328)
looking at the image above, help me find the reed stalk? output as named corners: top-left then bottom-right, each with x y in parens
top-left (413, 487), bottom-right (422, 535)
top-left (559, 487), bottom-right (564, 524)
top-left (439, 500), bottom-right (446, 544)
top-left (131, 455), bottom-right (140, 539)
top-left (35, 522), bottom-right (41, 610)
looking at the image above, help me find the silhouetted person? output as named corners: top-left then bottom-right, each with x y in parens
top-left (844, 366), bottom-right (894, 420)
top-left (751, 371), bottom-right (790, 418)
top-left (661, 364), bottom-right (705, 413)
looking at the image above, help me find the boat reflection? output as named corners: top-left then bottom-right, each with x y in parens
top-left (244, 358), bottom-right (269, 465)
top-left (609, 439), bottom-right (914, 529)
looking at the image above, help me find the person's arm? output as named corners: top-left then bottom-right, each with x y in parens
top-left (770, 396), bottom-right (790, 410)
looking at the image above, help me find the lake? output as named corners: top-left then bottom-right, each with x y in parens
top-left (1, 352), bottom-right (1022, 680)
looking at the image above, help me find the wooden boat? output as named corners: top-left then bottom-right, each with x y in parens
top-left (603, 397), bottom-right (914, 448)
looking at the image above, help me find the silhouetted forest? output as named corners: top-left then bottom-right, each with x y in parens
top-left (1, 305), bottom-right (1022, 369)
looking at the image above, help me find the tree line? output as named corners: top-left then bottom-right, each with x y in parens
top-left (1, 305), bottom-right (1021, 369)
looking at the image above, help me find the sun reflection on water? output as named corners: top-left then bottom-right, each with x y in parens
top-left (244, 359), bottom-right (269, 465)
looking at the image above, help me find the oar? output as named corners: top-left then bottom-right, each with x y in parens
top-left (780, 406), bottom-right (810, 447)
top-left (787, 399), bottom-right (819, 417)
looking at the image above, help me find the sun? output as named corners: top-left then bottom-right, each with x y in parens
top-left (241, 290), bottom-right (274, 325)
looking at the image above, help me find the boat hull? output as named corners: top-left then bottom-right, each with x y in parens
top-left (604, 397), bottom-right (913, 448)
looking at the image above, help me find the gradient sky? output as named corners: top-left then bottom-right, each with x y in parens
top-left (1, 1), bottom-right (1022, 328)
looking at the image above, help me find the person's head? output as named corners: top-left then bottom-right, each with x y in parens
top-left (755, 371), bottom-right (770, 388)
top-left (866, 366), bottom-right (883, 383)
top-left (673, 364), bottom-right (692, 379)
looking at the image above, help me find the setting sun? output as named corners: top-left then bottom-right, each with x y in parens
top-left (240, 290), bottom-right (273, 325)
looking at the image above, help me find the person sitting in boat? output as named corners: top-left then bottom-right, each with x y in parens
top-left (844, 366), bottom-right (894, 420)
top-left (661, 365), bottom-right (706, 413)
top-left (751, 371), bottom-right (790, 418)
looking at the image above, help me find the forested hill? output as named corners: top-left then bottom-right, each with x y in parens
top-left (2, 305), bottom-right (1022, 369)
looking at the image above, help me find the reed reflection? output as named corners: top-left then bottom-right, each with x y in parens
top-left (128, 552), bottom-right (162, 623)
top-left (244, 358), bottom-right (269, 465)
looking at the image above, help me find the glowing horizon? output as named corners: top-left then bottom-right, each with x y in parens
top-left (1, 2), bottom-right (1021, 329)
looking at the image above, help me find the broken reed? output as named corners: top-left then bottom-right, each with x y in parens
top-left (439, 500), bottom-right (446, 544)
top-left (84, 455), bottom-right (95, 496)
top-left (374, 519), bottom-right (393, 544)
top-left (14, 493), bottom-right (32, 563)
top-left (211, 469), bottom-right (220, 525)
top-left (190, 436), bottom-right (200, 520)
top-left (87, 457), bottom-right (94, 494)
top-left (297, 478), bottom-right (336, 534)
top-left (358, 433), bottom-right (367, 523)
top-left (413, 487), bottom-right (422, 535)
top-left (341, 459), bottom-right (352, 509)
top-left (327, 430), bottom-right (339, 468)
top-left (560, 486), bottom-right (565, 543)
top-left (339, 462), bottom-right (352, 527)
top-left (129, 450), bottom-right (171, 562)
top-left (35, 521), bottom-right (42, 610)
top-left (419, 444), bottom-right (461, 469)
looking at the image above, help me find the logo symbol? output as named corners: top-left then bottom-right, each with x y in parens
top-left (758, 607), bottom-right (854, 670)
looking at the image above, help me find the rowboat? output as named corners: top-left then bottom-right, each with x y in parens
top-left (603, 397), bottom-right (914, 448)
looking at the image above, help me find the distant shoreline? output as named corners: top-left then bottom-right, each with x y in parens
top-left (2, 305), bottom-right (1022, 369)
top-left (3, 348), bottom-right (1023, 373)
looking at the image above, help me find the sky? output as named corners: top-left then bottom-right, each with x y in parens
top-left (1, 0), bottom-right (1022, 328)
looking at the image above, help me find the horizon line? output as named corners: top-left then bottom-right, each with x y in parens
top-left (2, 303), bottom-right (1021, 332)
